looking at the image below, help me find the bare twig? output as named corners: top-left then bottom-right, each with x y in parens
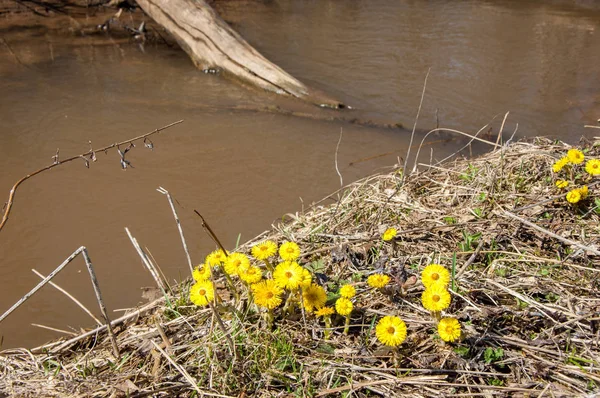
top-left (31, 324), bottom-right (77, 336)
top-left (500, 210), bottom-right (600, 256)
top-left (193, 210), bottom-right (228, 255)
top-left (402, 67), bottom-right (430, 183)
top-left (0, 246), bottom-right (85, 324)
top-left (334, 128), bottom-right (344, 187)
top-left (81, 248), bottom-right (120, 359)
top-left (32, 268), bottom-right (102, 326)
top-left (44, 296), bottom-right (165, 353)
top-left (157, 187), bottom-right (194, 274)
top-left (125, 227), bottom-right (169, 294)
top-left (0, 120), bottom-right (184, 232)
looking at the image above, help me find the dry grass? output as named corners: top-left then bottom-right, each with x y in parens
top-left (1, 137), bottom-right (600, 397)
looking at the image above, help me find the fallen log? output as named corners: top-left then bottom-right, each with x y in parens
top-left (135, 0), bottom-right (344, 108)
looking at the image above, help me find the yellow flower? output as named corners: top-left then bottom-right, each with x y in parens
top-left (382, 228), bottom-right (397, 241)
top-left (421, 285), bottom-right (451, 312)
top-left (273, 261), bottom-right (303, 290)
top-left (335, 297), bottom-right (353, 316)
top-left (192, 263), bottom-right (211, 282)
top-left (375, 316), bottom-right (407, 347)
top-left (253, 279), bottom-right (283, 309)
top-left (555, 180), bottom-right (569, 189)
top-left (206, 249), bottom-right (228, 267)
top-left (367, 274), bottom-right (390, 289)
top-left (315, 306), bottom-right (335, 317)
top-left (299, 267), bottom-right (313, 289)
top-left (224, 252), bottom-right (250, 276)
top-left (279, 241), bottom-right (301, 261)
top-left (566, 189), bottom-right (581, 204)
top-left (552, 157), bottom-right (569, 173)
top-left (239, 265), bottom-right (263, 284)
top-left (578, 185), bottom-right (589, 198)
top-left (421, 264), bottom-right (450, 289)
top-left (339, 284), bottom-right (356, 299)
top-left (251, 240), bottom-right (277, 260)
top-left (567, 149), bottom-right (584, 165)
top-left (302, 284), bottom-right (327, 312)
top-left (585, 159), bottom-right (600, 176)
top-left (189, 280), bottom-right (215, 307)
top-left (438, 317), bottom-right (462, 342)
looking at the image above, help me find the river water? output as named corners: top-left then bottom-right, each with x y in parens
top-left (0, 0), bottom-right (598, 349)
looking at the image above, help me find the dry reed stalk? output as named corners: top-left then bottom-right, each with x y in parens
top-left (125, 227), bottom-right (169, 294)
top-left (0, 246), bottom-right (85, 324)
top-left (31, 268), bottom-right (102, 326)
top-left (81, 248), bottom-right (120, 359)
top-left (402, 67), bottom-right (430, 183)
top-left (157, 187), bottom-right (194, 274)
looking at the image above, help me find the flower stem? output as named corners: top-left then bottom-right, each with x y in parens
top-left (343, 314), bottom-right (351, 335)
top-left (263, 259), bottom-right (274, 273)
top-left (324, 316), bottom-right (332, 339)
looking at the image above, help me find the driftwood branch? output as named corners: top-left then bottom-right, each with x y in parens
top-left (134, 0), bottom-right (342, 108)
top-left (0, 120), bottom-right (183, 232)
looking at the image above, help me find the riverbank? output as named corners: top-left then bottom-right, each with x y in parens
top-left (1, 136), bottom-right (599, 397)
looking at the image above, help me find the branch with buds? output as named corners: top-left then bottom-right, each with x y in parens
top-left (0, 120), bottom-right (184, 232)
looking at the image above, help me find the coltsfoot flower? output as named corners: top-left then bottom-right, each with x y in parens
top-left (585, 159), bottom-right (600, 176)
top-left (206, 249), bottom-right (228, 267)
top-left (239, 265), bottom-right (263, 284)
top-left (566, 189), bottom-right (581, 204)
top-left (567, 149), bottom-right (584, 164)
top-left (192, 263), bottom-right (211, 282)
top-left (339, 284), bottom-right (356, 299)
top-left (421, 264), bottom-right (450, 289)
top-left (299, 267), bottom-right (312, 289)
top-left (368, 274), bottom-right (390, 289)
top-left (376, 316), bottom-right (407, 347)
top-left (555, 180), bottom-right (569, 189)
top-left (422, 285), bottom-right (451, 312)
top-left (438, 317), bottom-right (462, 342)
top-left (224, 252), bottom-right (250, 276)
top-left (335, 297), bottom-right (353, 316)
top-left (279, 241), bottom-right (301, 261)
top-left (302, 284), bottom-right (327, 312)
top-left (273, 261), bottom-right (303, 290)
top-left (382, 228), bottom-right (397, 241)
top-left (253, 279), bottom-right (283, 309)
top-left (251, 240), bottom-right (277, 260)
top-left (315, 306), bottom-right (335, 317)
top-left (552, 157), bottom-right (569, 173)
top-left (189, 280), bottom-right (215, 307)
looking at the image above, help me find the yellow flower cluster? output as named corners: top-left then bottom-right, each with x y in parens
top-left (189, 239), bottom-right (466, 354)
top-left (566, 186), bottom-right (588, 204)
top-left (420, 264), bottom-right (462, 343)
top-left (552, 147), bottom-right (597, 205)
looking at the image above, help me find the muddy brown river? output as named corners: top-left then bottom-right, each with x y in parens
top-left (0, 0), bottom-right (599, 348)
